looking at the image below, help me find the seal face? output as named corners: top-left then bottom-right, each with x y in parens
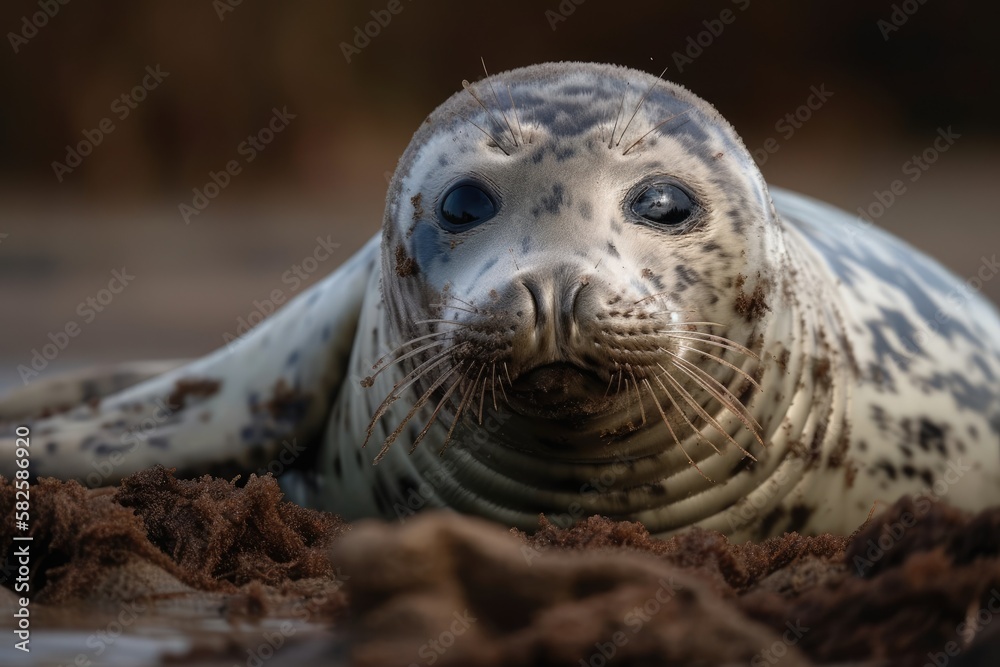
top-left (3, 62), bottom-right (999, 541)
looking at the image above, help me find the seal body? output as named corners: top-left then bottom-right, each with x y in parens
top-left (3, 63), bottom-right (999, 541)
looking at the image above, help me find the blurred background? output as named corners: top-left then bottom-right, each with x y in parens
top-left (0, 0), bottom-right (997, 390)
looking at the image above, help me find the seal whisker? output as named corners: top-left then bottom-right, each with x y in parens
top-left (627, 366), bottom-right (647, 426)
top-left (440, 364), bottom-right (485, 454)
top-left (363, 347), bottom-right (459, 447)
top-left (658, 356), bottom-right (763, 454)
top-left (414, 318), bottom-right (468, 327)
top-left (663, 351), bottom-right (763, 438)
top-left (651, 373), bottom-right (724, 457)
top-left (477, 362), bottom-right (489, 425)
top-left (481, 58), bottom-right (518, 147)
top-left (507, 247), bottom-right (520, 270)
top-left (621, 109), bottom-right (692, 156)
top-left (453, 110), bottom-right (511, 157)
top-left (616, 65), bottom-right (668, 148)
top-left (505, 83), bottom-right (526, 146)
top-left (372, 328), bottom-right (460, 370)
top-left (368, 339), bottom-right (452, 382)
top-left (461, 80), bottom-right (512, 151)
top-left (657, 365), bottom-right (759, 463)
top-left (653, 370), bottom-right (722, 456)
top-left (375, 361), bottom-right (465, 463)
top-left (657, 331), bottom-right (759, 360)
top-left (603, 366), bottom-right (617, 398)
top-left (490, 363), bottom-right (499, 412)
top-left (433, 303), bottom-right (480, 316)
top-left (410, 363), bottom-right (468, 454)
top-left (496, 367), bottom-right (511, 406)
top-left (643, 377), bottom-right (713, 481)
top-left (677, 344), bottom-right (761, 390)
top-left (608, 82), bottom-right (630, 149)
top-left (443, 293), bottom-right (478, 310)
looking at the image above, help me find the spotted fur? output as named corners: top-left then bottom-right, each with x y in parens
top-left (2, 63), bottom-right (998, 541)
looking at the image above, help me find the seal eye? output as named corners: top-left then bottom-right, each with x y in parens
top-left (438, 181), bottom-right (498, 231)
top-left (631, 183), bottom-right (696, 226)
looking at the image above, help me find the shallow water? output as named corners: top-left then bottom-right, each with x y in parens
top-left (0, 606), bottom-right (341, 667)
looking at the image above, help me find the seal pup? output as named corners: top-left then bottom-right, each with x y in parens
top-left (3, 62), bottom-right (999, 541)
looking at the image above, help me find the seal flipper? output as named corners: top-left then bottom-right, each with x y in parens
top-left (0, 233), bottom-right (380, 487)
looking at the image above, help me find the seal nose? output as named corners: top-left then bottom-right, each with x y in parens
top-left (519, 270), bottom-right (587, 344)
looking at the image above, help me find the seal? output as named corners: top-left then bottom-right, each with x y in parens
top-left (3, 62), bottom-right (999, 541)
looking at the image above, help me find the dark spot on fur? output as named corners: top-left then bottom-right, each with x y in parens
top-left (776, 348), bottom-right (791, 373)
top-left (674, 265), bottom-right (699, 290)
top-left (261, 379), bottom-right (312, 424)
top-left (812, 358), bottom-right (832, 387)
top-left (411, 193), bottom-right (424, 221)
top-left (828, 434), bottom-right (850, 468)
top-left (787, 504), bottom-right (814, 533)
top-left (733, 273), bottom-right (771, 321)
top-left (875, 460), bottom-right (898, 480)
top-left (730, 455), bottom-right (756, 475)
top-left (758, 506), bottom-right (786, 536)
top-left (395, 244), bottom-right (418, 277)
top-left (917, 419), bottom-right (945, 454)
top-left (167, 379), bottom-right (222, 412)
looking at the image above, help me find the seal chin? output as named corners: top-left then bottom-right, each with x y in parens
top-left (508, 362), bottom-right (615, 420)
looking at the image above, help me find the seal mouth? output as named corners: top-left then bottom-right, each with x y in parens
top-left (509, 363), bottom-right (612, 418)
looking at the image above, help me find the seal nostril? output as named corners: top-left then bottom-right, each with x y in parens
top-left (520, 277), bottom-right (544, 328)
top-left (569, 278), bottom-right (588, 322)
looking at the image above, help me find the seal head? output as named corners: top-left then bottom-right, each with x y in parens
top-left (363, 62), bottom-right (787, 531)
